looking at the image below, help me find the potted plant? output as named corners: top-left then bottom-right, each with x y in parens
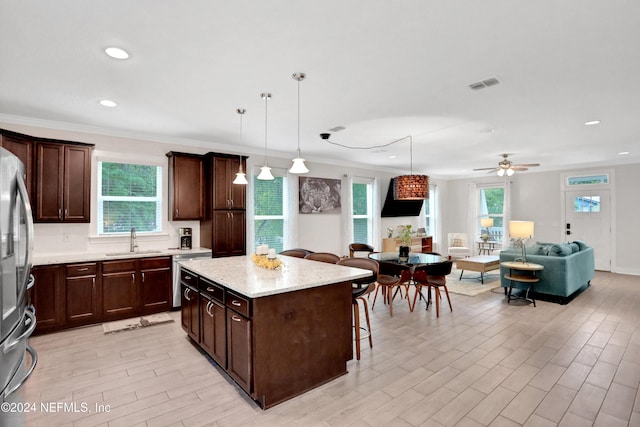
top-left (396, 224), bottom-right (415, 261)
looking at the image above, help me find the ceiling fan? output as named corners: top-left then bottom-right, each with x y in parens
top-left (473, 153), bottom-right (540, 176)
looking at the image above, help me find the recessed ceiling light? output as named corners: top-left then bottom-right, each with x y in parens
top-left (99, 99), bottom-right (118, 107)
top-left (105, 47), bottom-right (129, 59)
top-left (584, 120), bottom-right (600, 126)
top-left (618, 151), bottom-right (630, 155)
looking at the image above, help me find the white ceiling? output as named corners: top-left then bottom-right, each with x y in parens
top-left (1, 1), bottom-right (639, 178)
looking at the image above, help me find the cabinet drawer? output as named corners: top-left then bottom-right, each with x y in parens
top-left (199, 278), bottom-right (224, 303)
top-left (102, 260), bottom-right (137, 274)
top-left (226, 291), bottom-right (250, 317)
top-left (140, 256), bottom-right (171, 270)
top-left (180, 269), bottom-right (198, 287)
top-left (66, 263), bottom-right (97, 277)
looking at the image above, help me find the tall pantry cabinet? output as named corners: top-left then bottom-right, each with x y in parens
top-left (200, 153), bottom-right (248, 257)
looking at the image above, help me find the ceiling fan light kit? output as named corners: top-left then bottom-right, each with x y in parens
top-left (474, 153), bottom-right (540, 176)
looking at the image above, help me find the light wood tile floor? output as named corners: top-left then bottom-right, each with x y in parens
top-left (19, 271), bottom-right (640, 426)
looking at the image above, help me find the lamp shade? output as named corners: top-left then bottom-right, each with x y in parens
top-left (393, 175), bottom-right (429, 200)
top-left (481, 217), bottom-right (494, 228)
top-left (232, 171), bottom-right (248, 185)
top-left (509, 221), bottom-right (534, 239)
top-left (289, 157), bottom-right (309, 174)
top-left (257, 165), bottom-right (274, 180)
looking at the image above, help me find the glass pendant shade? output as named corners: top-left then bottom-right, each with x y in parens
top-left (257, 165), bottom-right (274, 180)
top-left (233, 171), bottom-right (248, 184)
top-left (289, 156), bottom-right (309, 174)
top-left (497, 168), bottom-right (506, 177)
top-left (506, 168), bottom-right (515, 176)
top-left (393, 174), bottom-right (429, 200)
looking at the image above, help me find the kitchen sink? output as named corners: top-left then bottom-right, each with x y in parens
top-left (105, 250), bottom-right (164, 256)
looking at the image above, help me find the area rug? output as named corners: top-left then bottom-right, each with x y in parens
top-left (445, 268), bottom-right (501, 296)
top-left (102, 313), bottom-right (174, 334)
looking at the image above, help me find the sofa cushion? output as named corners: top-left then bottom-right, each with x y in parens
top-left (569, 242), bottom-right (580, 253)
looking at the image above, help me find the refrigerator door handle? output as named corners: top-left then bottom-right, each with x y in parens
top-left (2, 309), bottom-right (36, 355)
top-left (16, 171), bottom-right (35, 300)
top-left (2, 344), bottom-right (38, 399)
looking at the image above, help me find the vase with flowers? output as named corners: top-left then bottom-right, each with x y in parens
top-left (396, 224), bottom-right (415, 261)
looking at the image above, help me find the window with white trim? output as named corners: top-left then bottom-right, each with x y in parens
top-left (98, 161), bottom-right (163, 234)
top-left (425, 185), bottom-right (437, 238)
top-left (352, 178), bottom-right (374, 245)
top-left (254, 173), bottom-right (286, 253)
top-left (478, 185), bottom-right (505, 243)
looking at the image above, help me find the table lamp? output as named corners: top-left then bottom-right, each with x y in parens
top-left (480, 217), bottom-right (494, 242)
top-left (509, 220), bottom-right (534, 263)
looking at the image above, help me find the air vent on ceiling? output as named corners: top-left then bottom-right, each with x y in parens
top-left (329, 126), bottom-right (346, 132)
top-left (469, 77), bottom-right (500, 90)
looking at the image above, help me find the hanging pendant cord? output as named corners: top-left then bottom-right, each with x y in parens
top-left (297, 79), bottom-right (301, 156)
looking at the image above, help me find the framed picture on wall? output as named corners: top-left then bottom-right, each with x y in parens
top-left (299, 177), bottom-right (342, 214)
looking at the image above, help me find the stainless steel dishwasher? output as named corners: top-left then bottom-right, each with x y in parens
top-left (172, 251), bottom-right (211, 308)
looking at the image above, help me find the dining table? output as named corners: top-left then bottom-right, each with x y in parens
top-left (367, 252), bottom-right (449, 312)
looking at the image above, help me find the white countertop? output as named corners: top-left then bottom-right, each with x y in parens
top-left (33, 247), bottom-right (212, 266)
top-left (179, 255), bottom-right (372, 298)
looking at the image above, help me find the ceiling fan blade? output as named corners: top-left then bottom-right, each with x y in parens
top-left (511, 166), bottom-right (529, 171)
top-left (473, 167), bottom-right (498, 171)
top-left (513, 163), bottom-right (540, 167)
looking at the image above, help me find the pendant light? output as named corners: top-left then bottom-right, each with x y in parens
top-left (393, 135), bottom-right (429, 200)
top-left (257, 93), bottom-right (275, 180)
top-left (232, 108), bottom-right (249, 185)
top-left (289, 72), bottom-right (309, 174)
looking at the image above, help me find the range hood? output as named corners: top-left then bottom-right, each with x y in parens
top-left (381, 178), bottom-right (424, 217)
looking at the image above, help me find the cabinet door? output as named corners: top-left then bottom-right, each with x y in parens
top-left (102, 260), bottom-right (138, 320)
top-left (181, 284), bottom-right (199, 341)
top-left (63, 145), bottom-right (91, 222)
top-left (213, 156), bottom-right (246, 210)
top-left (199, 294), bottom-right (227, 367)
top-left (169, 153), bottom-right (204, 220)
top-left (66, 275), bottom-right (99, 325)
top-left (0, 133), bottom-right (34, 201)
top-left (140, 265), bottom-right (172, 314)
top-left (30, 265), bottom-right (64, 332)
top-left (212, 211), bottom-right (246, 257)
top-left (226, 309), bottom-right (252, 393)
top-left (35, 142), bottom-right (64, 222)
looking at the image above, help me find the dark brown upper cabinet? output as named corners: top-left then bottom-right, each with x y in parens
top-left (167, 152), bottom-right (205, 220)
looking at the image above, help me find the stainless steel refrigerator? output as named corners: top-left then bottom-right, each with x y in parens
top-left (0, 147), bottom-right (37, 407)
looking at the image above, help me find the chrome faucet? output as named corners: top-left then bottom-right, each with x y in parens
top-left (130, 227), bottom-right (138, 252)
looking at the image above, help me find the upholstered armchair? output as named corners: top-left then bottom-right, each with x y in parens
top-left (447, 233), bottom-right (471, 259)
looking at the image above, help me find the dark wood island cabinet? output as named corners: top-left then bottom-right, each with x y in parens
top-left (179, 255), bottom-right (371, 409)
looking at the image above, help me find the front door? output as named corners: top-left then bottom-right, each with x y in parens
top-left (564, 189), bottom-right (611, 271)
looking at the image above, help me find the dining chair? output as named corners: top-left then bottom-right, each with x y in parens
top-left (304, 252), bottom-right (340, 264)
top-left (279, 248), bottom-right (314, 258)
top-left (411, 260), bottom-right (454, 317)
top-left (372, 261), bottom-right (412, 316)
top-left (336, 257), bottom-right (378, 360)
top-left (348, 243), bottom-right (375, 258)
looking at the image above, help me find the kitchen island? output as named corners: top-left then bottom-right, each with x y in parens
top-left (178, 255), bottom-right (371, 409)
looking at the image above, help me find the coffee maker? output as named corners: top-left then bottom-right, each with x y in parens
top-left (178, 227), bottom-right (192, 250)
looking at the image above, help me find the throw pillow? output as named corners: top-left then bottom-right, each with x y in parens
top-left (548, 243), bottom-right (572, 257)
top-left (573, 240), bottom-right (589, 251)
top-left (569, 242), bottom-right (580, 253)
top-left (451, 237), bottom-right (463, 247)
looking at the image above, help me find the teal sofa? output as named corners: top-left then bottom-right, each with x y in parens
top-left (499, 241), bottom-right (595, 302)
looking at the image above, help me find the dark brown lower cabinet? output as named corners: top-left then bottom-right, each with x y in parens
top-left (101, 260), bottom-right (138, 320)
top-left (65, 263), bottom-right (99, 326)
top-left (198, 277), bottom-right (226, 367)
top-left (140, 257), bottom-right (172, 314)
top-left (31, 256), bottom-right (173, 334)
top-left (181, 284), bottom-right (199, 342)
top-left (226, 308), bottom-right (252, 393)
top-left (30, 265), bottom-right (65, 332)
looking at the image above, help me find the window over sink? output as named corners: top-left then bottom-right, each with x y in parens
top-left (97, 161), bottom-right (163, 234)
